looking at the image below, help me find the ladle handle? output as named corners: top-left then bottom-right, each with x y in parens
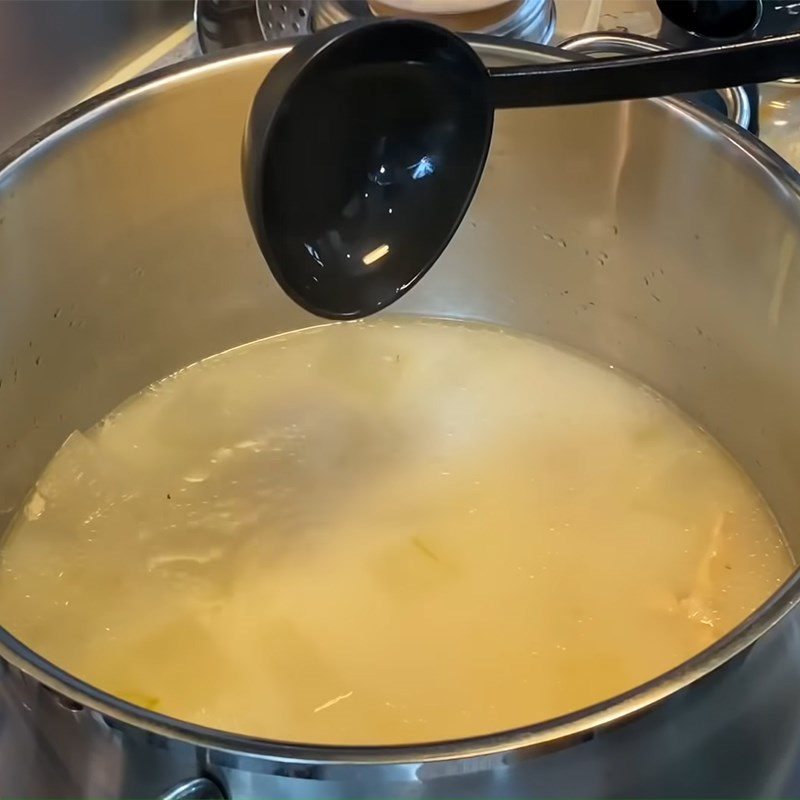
top-left (489, 32), bottom-right (800, 110)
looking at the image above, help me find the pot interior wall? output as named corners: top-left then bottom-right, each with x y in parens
top-left (0, 48), bottom-right (800, 565)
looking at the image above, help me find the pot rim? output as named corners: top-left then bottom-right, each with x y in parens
top-left (1, 33), bottom-right (800, 768)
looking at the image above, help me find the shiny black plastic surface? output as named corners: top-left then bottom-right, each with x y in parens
top-left (243, 20), bottom-right (492, 319)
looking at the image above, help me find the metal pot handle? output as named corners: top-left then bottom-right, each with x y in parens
top-left (557, 31), bottom-right (751, 130)
top-left (160, 777), bottom-right (227, 800)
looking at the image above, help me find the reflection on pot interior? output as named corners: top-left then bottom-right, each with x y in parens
top-left (0, 316), bottom-right (792, 745)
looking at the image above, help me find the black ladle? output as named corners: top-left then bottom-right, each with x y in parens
top-left (243, 20), bottom-right (800, 319)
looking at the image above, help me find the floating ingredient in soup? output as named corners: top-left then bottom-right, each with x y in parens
top-left (0, 317), bottom-right (793, 744)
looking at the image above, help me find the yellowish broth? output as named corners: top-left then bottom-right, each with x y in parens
top-left (0, 317), bottom-right (792, 744)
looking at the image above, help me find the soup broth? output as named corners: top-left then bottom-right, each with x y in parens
top-left (0, 317), bottom-right (792, 744)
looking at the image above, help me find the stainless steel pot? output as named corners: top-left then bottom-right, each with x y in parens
top-left (1, 36), bottom-right (800, 799)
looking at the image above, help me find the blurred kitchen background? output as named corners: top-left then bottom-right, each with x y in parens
top-left (1, 0), bottom-right (799, 163)
top-left (0, 0), bottom-right (192, 153)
